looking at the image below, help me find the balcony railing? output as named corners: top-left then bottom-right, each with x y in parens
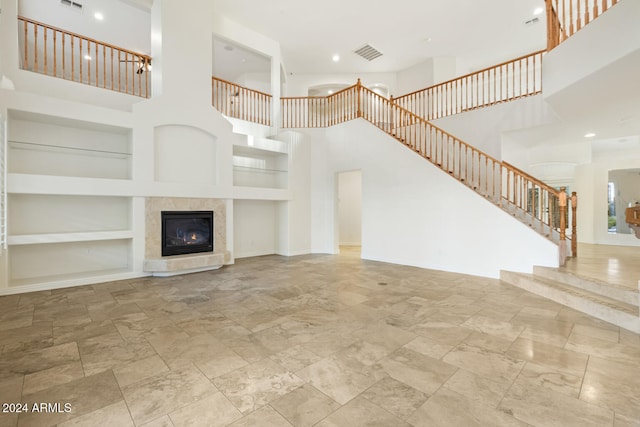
top-left (546, 0), bottom-right (620, 50)
top-left (281, 80), bottom-right (576, 261)
top-left (211, 77), bottom-right (272, 126)
top-left (18, 16), bottom-right (151, 98)
top-left (392, 51), bottom-right (544, 120)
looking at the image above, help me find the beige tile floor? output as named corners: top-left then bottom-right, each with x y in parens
top-left (563, 243), bottom-right (640, 290)
top-left (0, 247), bottom-right (639, 426)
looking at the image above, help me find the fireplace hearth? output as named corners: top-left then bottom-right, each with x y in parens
top-left (161, 211), bottom-right (214, 256)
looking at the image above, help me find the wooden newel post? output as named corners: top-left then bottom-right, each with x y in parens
top-left (559, 188), bottom-right (567, 240)
top-left (356, 78), bottom-right (362, 118)
top-left (558, 187), bottom-right (567, 265)
top-left (571, 191), bottom-right (578, 257)
top-left (545, 0), bottom-right (554, 51)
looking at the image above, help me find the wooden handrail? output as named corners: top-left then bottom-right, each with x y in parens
top-left (362, 85), bottom-right (504, 165)
top-left (282, 79), bottom-right (575, 255)
top-left (211, 76), bottom-right (272, 126)
top-left (211, 76), bottom-right (272, 98)
top-left (546, 0), bottom-right (619, 50)
top-left (398, 50), bottom-right (546, 100)
top-left (18, 16), bottom-right (151, 98)
top-left (502, 161), bottom-right (560, 196)
top-left (19, 16), bottom-right (152, 60)
top-left (392, 50), bottom-right (544, 120)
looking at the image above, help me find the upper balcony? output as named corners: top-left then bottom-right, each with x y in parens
top-left (18, 16), bottom-right (151, 98)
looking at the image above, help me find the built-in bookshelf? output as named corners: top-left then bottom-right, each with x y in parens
top-left (4, 110), bottom-right (135, 290)
top-left (232, 144), bottom-right (288, 189)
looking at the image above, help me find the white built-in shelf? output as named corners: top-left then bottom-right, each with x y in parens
top-left (8, 140), bottom-right (132, 158)
top-left (232, 144), bottom-right (288, 189)
top-left (8, 230), bottom-right (134, 246)
top-left (7, 173), bottom-right (135, 195)
top-left (8, 268), bottom-right (136, 290)
top-left (4, 111), bottom-right (136, 292)
top-left (232, 165), bottom-right (288, 174)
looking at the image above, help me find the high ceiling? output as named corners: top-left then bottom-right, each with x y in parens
top-left (30, 0), bottom-right (547, 77)
top-left (212, 0), bottom-right (547, 75)
top-left (18, 0), bottom-right (639, 150)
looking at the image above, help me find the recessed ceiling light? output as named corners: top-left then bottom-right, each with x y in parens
top-left (328, 90), bottom-right (334, 95)
top-left (332, 54), bottom-right (340, 62)
top-left (533, 7), bottom-right (544, 15)
top-left (84, 55), bottom-right (92, 60)
top-left (584, 132), bottom-right (596, 138)
top-left (94, 12), bottom-right (104, 20)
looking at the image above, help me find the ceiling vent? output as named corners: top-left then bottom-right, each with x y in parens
top-left (60, 0), bottom-right (83, 12)
top-left (354, 44), bottom-right (383, 62)
top-left (524, 17), bottom-right (540, 26)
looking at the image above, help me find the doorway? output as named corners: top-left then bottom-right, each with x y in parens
top-left (337, 170), bottom-right (362, 255)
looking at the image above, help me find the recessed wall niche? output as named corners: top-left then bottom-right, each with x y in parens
top-left (154, 125), bottom-right (217, 184)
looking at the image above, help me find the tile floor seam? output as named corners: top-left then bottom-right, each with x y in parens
top-left (576, 355), bottom-right (590, 406)
top-left (118, 385), bottom-right (138, 427)
top-left (266, 402), bottom-right (298, 427)
top-left (494, 359), bottom-right (527, 415)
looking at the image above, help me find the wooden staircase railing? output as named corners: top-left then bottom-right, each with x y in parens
top-left (211, 76), bottom-right (272, 126)
top-left (281, 85), bottom-right (361, 129)
top-left (546, 0), bottom-right (620, 50)
top-left (392, 50), bottom-right (544, 120)
top-left (18, 16), bottom-right (151, 98)
top-left (282, 80), bottom-right (576, 262)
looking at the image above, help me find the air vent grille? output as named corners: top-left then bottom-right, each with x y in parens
top-left (354, 44), bottom-right (383, 62)
top-left (60, 0), bottom-right (83, 11)
top-left (524, 17), bottom-right (540, 26)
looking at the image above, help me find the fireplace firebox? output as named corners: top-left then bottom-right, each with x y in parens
top-left (161, 211), bottom-right (214, 256)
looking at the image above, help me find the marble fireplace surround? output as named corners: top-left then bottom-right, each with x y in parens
top-left (143, 197), bottom-right (230, 276)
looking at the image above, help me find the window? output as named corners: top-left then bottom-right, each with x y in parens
top-left (608, 182), bottom-right (616, 232)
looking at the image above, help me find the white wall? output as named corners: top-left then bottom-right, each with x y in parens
top-left (152, 0), bottom-right (214, 104)
top-left (434, 95), bottom-right (555, 159)
top-left (274, 131), bottom-right (312, 256)
top-left (311, 119), bottom-right (558, 278)
top-left (154, 125), bottom-right (217, 185)
top-left (236, 72), bottom-right (271, 95)
top-left (233, 199), bottom-right (278, 258)
top-left (338, 170), bottom-right (362, 246)
top-left (543, 0), bottom-right (640, 99)
top-left (286, 73), bottom-right (397, 97)
top-left (396, 57), bottom-right (456, 95)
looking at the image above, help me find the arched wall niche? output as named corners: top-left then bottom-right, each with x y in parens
top-left (153, 124), bottom-right (218, 184)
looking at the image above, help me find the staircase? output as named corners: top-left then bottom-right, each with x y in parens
top-left (501, 266), bottom-right (640, 333)
top-left (215, 0), bottom-right (629, 325)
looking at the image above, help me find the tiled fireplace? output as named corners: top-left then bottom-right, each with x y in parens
top-left (143, 197), bottom-right (230, 276)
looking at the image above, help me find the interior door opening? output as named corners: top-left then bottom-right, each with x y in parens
top-left (337, 170), bottom-right (362, 256)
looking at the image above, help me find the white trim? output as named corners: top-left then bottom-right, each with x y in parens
top-left (0, 271), bottom-right (148, 295)
top-left (8, 230), bottom-right (134, 245)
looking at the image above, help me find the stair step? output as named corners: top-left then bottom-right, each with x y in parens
top-left (533, 266), bottom-right (639, 307)
top-left (500, 270), bottom-right (640, 333)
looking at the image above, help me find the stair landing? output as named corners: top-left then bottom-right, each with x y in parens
top-left (500, 243), bottom-right (640, 334)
